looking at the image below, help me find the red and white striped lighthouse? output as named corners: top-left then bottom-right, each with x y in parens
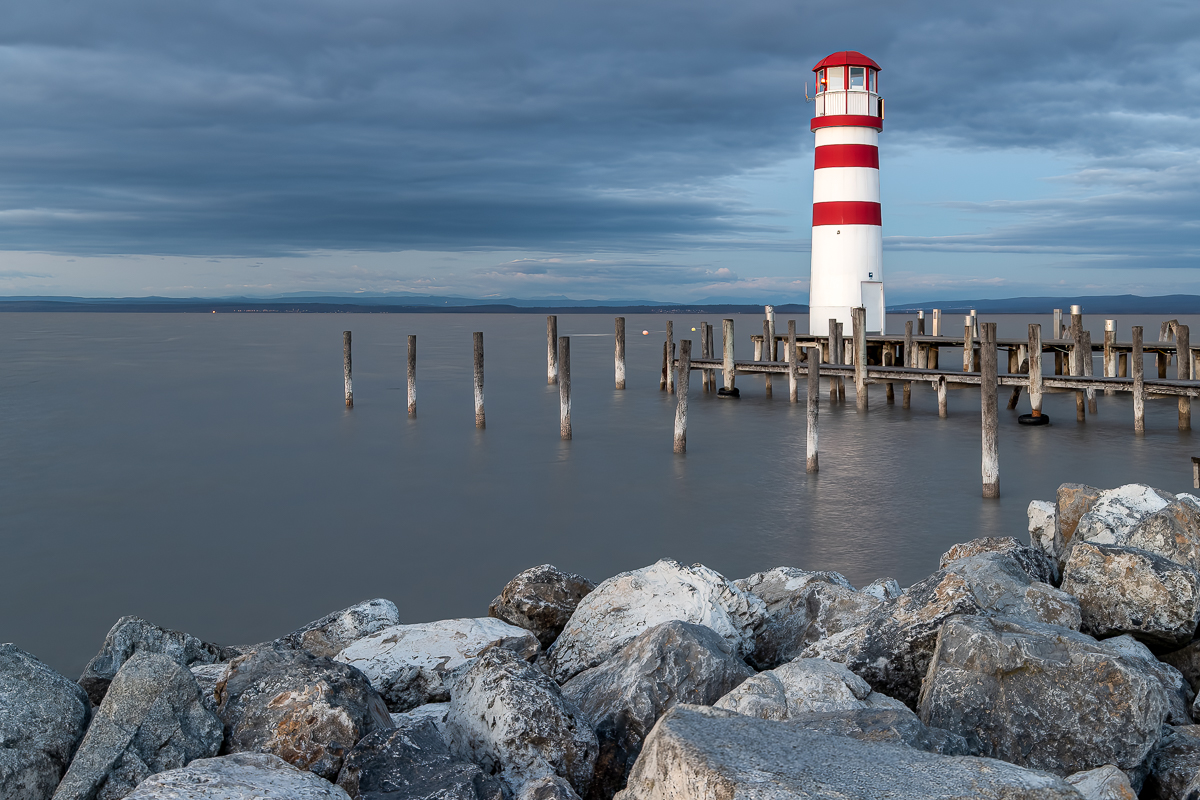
top-left (808, 51), bottom-right (885, 335)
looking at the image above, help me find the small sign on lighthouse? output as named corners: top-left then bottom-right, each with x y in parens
top-left (808, 51), bottom-right (885, 335)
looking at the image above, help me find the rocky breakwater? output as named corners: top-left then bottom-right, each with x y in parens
top-left (9, 490), bottom-right (1200, 799)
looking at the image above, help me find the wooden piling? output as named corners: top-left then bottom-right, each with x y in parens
top-left (1119, 352), bottom-right (1128, 378)
top-left (665, 320), bottom-right (674, 394)
top-left (1194, 457), bottom-right (1200, 490)
top-left (903, 320), bottom-right (913, 409)
top-left (853, 307), bottom-right (867, 411)
top-left (674, 340), bottom-right (691, 453)
top-left (1028, 324), bottom-right (1043, 417)
top-left (699, 321), bottom-right (709, 391)
top-left (917, 310), bottom-right (925, 336)
top-left (1082, 330), bottom-right (1097, 415)
top-left (806, 345), bottom-right (820, 473)
top-left (836, 323), bottom-right (846, 402)
top-left (932, 308), bottom-right (941, 336)
top-left (929, 341), bottom-right (939, 370)
top-left (343, 331), bottom-right (353, 408)
top-left (1071, 316), bottom-right (1085, 421)
top-left (559, 336), bottom-right (571, 439)
top-left (1053, 308), bottom-right (1063, 339)
top-left (1104, 320), bottom-right (1116, 396)
top-left (614, 316), bottom-right (626, 390)
top-left (1133, 326), bottom-right (1145, 433)
top-left (828, 319), bottom-right (839, 404)
top-left (722, 319), bottom-right (735, 390)
top-left (763, 319), bottom-right (773, 397)
top-left (937, 374), bottom-right (948, 418)
top-left (473, 331), bottom-right (485, 428)
top-left (981, 322), bottom-right (999, 498)
top-left (766, 306), bottom-right (777, 360)
top-left (707, 324), bottom-right (716, 390)
top-left (788, 320), bottom-right (798, 403)
top-left (547, 315), bottom-right (558, 385)
top-left (407, 335), bottom-right (416, 416)
top-left (884, 348), bottom-right (894, 404)
top-left (660, 341), bottom-right (668, 390)
top-left (963, 317), bottom-right (973, 372)
top-left (1179, 324), bottom-right (1191, 431)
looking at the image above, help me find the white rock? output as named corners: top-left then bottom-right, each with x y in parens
top-left (861, 578), bottom-right (902, 601)
top-left (124, 752), bottom-right (351, 799)
top-left (545, 559), bottom-right (766, 683)
top-left (1029, 500), bottom-right (1060, 561)
top-left (336, 618), bottom-right (539, 711)
top-left (1066, 765), bottom-right (1137, 800)
top-left (714, 658), bottom-right (904, 720)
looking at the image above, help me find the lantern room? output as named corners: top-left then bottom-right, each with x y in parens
top-left (813, 51), bottom-right (883, 121)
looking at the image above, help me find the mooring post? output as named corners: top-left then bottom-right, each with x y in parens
top-left (1194, 457), bottom-right (1200, 490)
top-left (407, 335), bottom-right (416, 416)
top-left (707, 324), bottom-right (716, 390)
top-left (932, 308), bottom-right (941, 336)
top-left (547, 315), bottom-right (558, 385)
top-left (614, 316), bottom-right (626, 390)
top-left (1028, 324), bottom-right (1043, 418)
top-left (1133, 326), bottom-right (1145, 433)
top-left (981, 322), bottom-right (999, 498)
top-left (1053, 308), bottom-right (1064, 376)
top-left (937, 374), bottom-right (948, 418)
top-left (806, 345), bottom-right (820, 473)
top-left (660, 341), bottom-right (668, 390)
top-left (674, 340), bottom-right (691, 453)
top-left (1082, 330), bottom-right (1098, 415)
top-left (722, 319), bottom-right (735, 390)
top-left (762, 319), bottom-right (773, 397)
top-left (1119, 351), bottom-right (1128, 378)
top-left (917, 310), bottom-right (925, 336)
top-left (472, 331), bottom-right (485, 428)
top-left (836, 322), bottom-right (846, 402)
top-left (828, 319), bottom-right (839, 404)
top-left (963, 316), bottom-right (973, 372)
top-left (343, 331), bottom-right (353, 408)
top-left (766, 305), bottom-right (777, 360)
top-left (1071, 315), bottom-right (1085, 422)
top-left (883, 348), bottom-right (894, 404)
top-left (971, 309), bottom-right (979, 339)
top-left (699, 321), bottom-right (709, 391)
top-left (559, 336), bottom-right (571, 439)
top-left (1104, 320), bottom-right (1116, 396)
top-left (1159, 320), bottom-right (1176, 380)
top-left (853, 306), bottom-right (867, 411)
top-left (903, 320), bottom-right (913, 409)
top-left (1178, 324), bottom-right (1191, 431)
top-left (788, 320), bottom-right (798, 403)
top-left (665, 320), bottom-right (674, 394)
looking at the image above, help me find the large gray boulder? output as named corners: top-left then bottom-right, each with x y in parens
top-left (1100, 634), bottom-right (1193, 725)
top-left (1065, 766), bottom-right (1136, 800)
top-left (52, 651), bottom-right (222, 800)
top-left (713, 657), bottom-right (905, 720)
top-left (215, 646), bottom-right (391, 781)
top-left (446, 648), bottom-right (596, 798)
top-left (336, 618), bottom-right (539, 712)
top-left (274, 600), bottom-right (400, 658)
top-left (940, 536), bottom-right (1059, 585)
top-left (918, 615), bottom-right (1168, 776)
top-left (489, 565), bottom-right (596, 649)
top-left (124, 752), bottom-right (350, 799)
top-left (0, 644), bottom-right (91, 800)
top-left (1143, 725), bottom-right (1200, 800)
top-left (784, 707), bottom-right (969, 756)
top-left (1070, 484), bottom-right (1200, 570)
top-left (803, 552), bottom-right (1080, 706)
top-left (560, 621), bottom-right (752, 800)
top-left (735, 567), bottom-right (880, 670)
top-left (1063, 543), bottom-right (1200, 650)
top-left (335, 717), bottom-right (502, 800)
top-left (613, 705), bottom-right (1083, 800)
top-left (544, 560), bottom-right (765, 683)
top-left (78, 617), bottom-right (223, 705)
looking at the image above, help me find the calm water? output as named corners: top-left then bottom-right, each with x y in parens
top-left (1, 311), bottom-right (1196, 677)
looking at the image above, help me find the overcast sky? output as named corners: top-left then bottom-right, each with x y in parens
top-left (1, 0), bottom-right (1197, 301)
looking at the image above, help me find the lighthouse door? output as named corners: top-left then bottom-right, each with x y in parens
top-left (860, 281), bottom-right (885, 334)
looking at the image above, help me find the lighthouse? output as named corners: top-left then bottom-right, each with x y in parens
top-left (808, 51), bottom-right (885, 335)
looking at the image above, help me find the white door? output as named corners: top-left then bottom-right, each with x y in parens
top-left (861, 281), bottom-right (884, 334)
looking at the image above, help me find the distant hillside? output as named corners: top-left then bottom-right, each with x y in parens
top-left (889, 295), bottom-right (1200, 315)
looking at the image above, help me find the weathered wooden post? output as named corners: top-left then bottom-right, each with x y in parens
top-left (937, 374), bottom-right (948, 418)
top-left (971, 309), bottom-right (979, 339)
top-left (722, 319), bottom-right (735, 391)
top-left (1028, 324), bottom-right (1044, 418)
top-left (660, 342), bottom-right (668, 390)
top-left (788, 320), bottom-right (798, 403)
top-left (1070, 315), bottom-right (1086, 422)
top-left (1053, 308), bottom-right (1064, 375)
top-left (614, 317), bottom-right (626, 390)
top-left (707, 324), bottom-right (716, 391)
top-left (699, 321), bottom-right (709, 391)
top-left (766, 305), bottom-right (777, 360)
top-left (903, 320), bottom-right (913, 409)
top-left (806, 345), bottom-right (820, 473)
top-left (828, 319), bottom-right (839, 404)
top-left (674, 340), bottom-right (691, 453)
top-left (762, 319), bottom-right (773, 397)
top-left (665, 320), bottom-right (674, 394)
top-left (981, 322), bottom-right (999, 498)
top-left (853, 306), bottom-right (867, 411)
top-left (1159, 320), bottom-right (1176, 380)
top-left (559, 336), bottom-right (571, 439)
top-left (343, 331), bottom-right (353, 408)
top-left (836, 322), bottom-right (846, 402)
top-left (1194, 457), bottom-right (1200, 490)
top-left (1119, 351), bottom-right (1128, 378)
top-left (1104, 320), bottom-right (1116, 396)
top-left (473, 331), bottom-right (485, 428)
top-left (883, 348), bottom-right (895, 404)
top-left (963, 316), bottom-right (973, 372)
top-left (1133, 326), bottom-right (1145, 433)
top-left (917, 310), bottom-right (925, 335)
top-left (1082, 330), bottom-right (1098, 415)
top-left (407, 335), bottom-right (417, 416)
top-left (932, 308), bottom-right (941, 336)
top-left (1179, 324), bottom-right (1191, 431)
top-left (547, 315), bottom-right (558, 385)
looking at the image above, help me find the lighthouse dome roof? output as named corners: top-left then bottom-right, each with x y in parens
top-left (812, 51), bottom-right (880, 72)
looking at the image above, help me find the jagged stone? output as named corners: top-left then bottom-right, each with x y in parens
top-left (447, 648), bottom-right (596, 798)
top-left (1099, 634), bottom-right (1193, 725)
top-left (78, 616), bottom-right (223, 705)
top-left (1059, 483), bottom-right (1103, 545)
top-left (124, 752), bottom-right (351, 799)
top-left (735, 567), bottom-right (878, 670)
top-left (1162, 639), bottom-right (1200, 694)
top-left (336, 618), bottom-right (539, 712)
top-left (335, 717), bottom-right (502, 800)
top-left (1030, 500), bottom-right (1062, 565)
top-left (614, 705), bottom-right (1082, 800)
top-left (1143, 725), bottom-right (1200, 800)
top-left (861, 578), bottom-right (902, 601)
top-left (215, 646), bottom-right (391, 781)
top-left (918, 615), bottom-right (1167, 775)
top-left (785, 707), bottom-right (969, 755)
top-left (390, 703), bottom-right (451, 747)
top-left (713, 657), bottom-right (905, 720)
top-left (545, 560), bottom-right (764, 683)
top-left (803, 552), bottom-right (1080, 706)
top-left (190, 663), bottom-right (228, 716)
top-left (274, 600), bottom-right (400, 658)
top-left (940, 536), bottom-right (1059, 585)
top-left (1071, 484), bottom-right (1200, 570)
top-left (560, 621), bottom-right (752, 800)
top-left (52, 651), bottom-right (222, 800)
top-left (1062, 541), bottom-right (1200, 649)
top-left (1066, 765), bottom-right (1137, 800)
top-left (0, 644), bottom-right (91, 800)
top-left (489, 565), bottom-right (595, 649)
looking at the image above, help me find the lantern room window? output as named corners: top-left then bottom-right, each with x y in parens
top-left (849, 66), bottom-right (866, 90)
top-left (817, 68), bottom-right (827, 93)
top-left (869, 69), bottom-right (877, 92)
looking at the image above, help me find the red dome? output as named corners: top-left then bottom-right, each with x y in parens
top-left (812, 51), bottom-right (881, 72)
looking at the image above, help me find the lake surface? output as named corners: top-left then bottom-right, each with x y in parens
top-left (2, 311), bottom-right (1196, 677)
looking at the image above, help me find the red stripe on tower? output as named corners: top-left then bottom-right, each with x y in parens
top-left (812, 201), bottom-right (882, 227)
top-left (814, 144), bottom-right (879, 170)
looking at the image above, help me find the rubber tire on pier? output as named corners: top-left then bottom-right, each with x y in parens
top-left (717, 387), bottom-right (740, 398)
top-left (1018, 413), bottom-right (1050, 426)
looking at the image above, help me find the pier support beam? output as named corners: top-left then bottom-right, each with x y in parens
top-left (763, 319), bottom-right (773, 397)
top-left (1028, 324), bottom-right (1043, 418)
top-left (722, 319), bottom-right (735, 390)
top-left (699, 321), bottom-right (709, 391)
top-left (963, 317), bottom-right (973, 372)
top-left (806, 345), bottom-right (820, 473)
top-left (665, 320), bottom-right (674, 395)
top-left (828, 319), bottom-right (839, 404)
top-left (981, 322), bottom-right (999, 498)
top-left (836, 322), bottom-right (846, 402)
top-left (903, 320), bottom-right (913, 409)
top-left (853, 306), bottom-right (867, 411)
top-left (674, 340), bottom-right (691, 453)
top-left (936, 374), bottom-right (948, 418)
top-left (1179, 324), bottom-right (1191, 431)
top-left (547, 315), bottom-right (558, 385)
top-left (407, 335), bottom-right (416, 416)
top-left (788, 320), bottom-right (798, 403)
top-left (883, 348), bottom-right (894, 404)
top-left (473, 331), bottom-right (485, 429)
top-left (1082, 330), bottom-right (1098, 415)
top-left (615, 317), bottom-right (626, 390)
top-left (343, 330), bottom-right (353, 408)
top-left (1133, 326), bottom-right (1145, 433)
top-left (1104, 320), bottom-right (1116, 395)
top-left (559, 336), bottom-right (571, 439)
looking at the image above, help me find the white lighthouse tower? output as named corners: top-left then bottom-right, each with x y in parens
top-left (808, 51), bottom-right (885, 335)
